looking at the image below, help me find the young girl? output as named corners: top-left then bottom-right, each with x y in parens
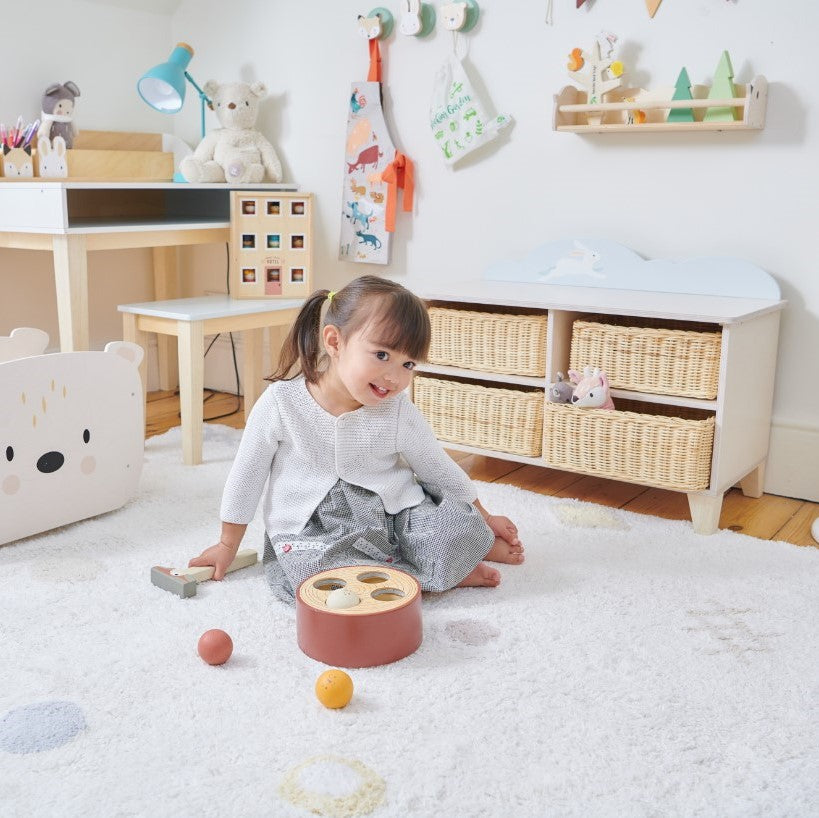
top-left (189, 275), bottom-right (524, 602)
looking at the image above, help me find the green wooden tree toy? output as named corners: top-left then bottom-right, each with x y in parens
top-left (667, 67), bottom-right (695, 123)
top-left (704, 50), bottom-right (739, 122)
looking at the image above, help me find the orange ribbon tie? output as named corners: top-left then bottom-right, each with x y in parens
top-left (382, 152), bottom-right (414, 233)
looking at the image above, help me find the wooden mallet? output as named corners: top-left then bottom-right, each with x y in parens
top-left (150, 549), bottom-right (258, 598)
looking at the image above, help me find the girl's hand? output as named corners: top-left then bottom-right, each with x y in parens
top-left (486, 514), bottom-right (520, 546)
top-left (189, 541), bottom-right (239, 581)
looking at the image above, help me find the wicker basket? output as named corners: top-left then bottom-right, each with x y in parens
top-left (570, 316), bottom-right (722, 399)
top-left (413, 376), bottom-right (543, 457)
top-left (428, 307), bottom-right (548, 377)
top-left (542, 402), bottom-right (715, 491)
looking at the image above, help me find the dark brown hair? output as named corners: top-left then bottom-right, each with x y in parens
top-left (269, 275), bottom-right (431, 383)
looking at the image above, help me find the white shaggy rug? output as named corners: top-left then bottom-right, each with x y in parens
top-left (2, 425), bottom-right (817, 818)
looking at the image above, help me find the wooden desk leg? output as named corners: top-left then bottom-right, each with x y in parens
top-left (177, 320), bottom-right (205, 466)
top-left (52, 234), bottom-right (89, 352)
top-left (687, 493), bottom-right (724, 535)
top-left (122, 312), bottom-right (150, 434)
top-left (152, 247), bottom-right (179, 392)
top-left (242, 328), bottom-right (265, 421)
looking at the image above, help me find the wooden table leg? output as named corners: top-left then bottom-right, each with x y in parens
top-left (51, 234), bottom-right (89, 351)
top-left (122, 312), bottom-right (150, 434)
top-left (242, 327), bottom-right (264, 421)
top-left (152, 247), bottom-right (179, 392)
top-left (177, 320), bottom-right (205, 465)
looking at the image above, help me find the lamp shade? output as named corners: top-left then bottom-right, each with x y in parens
top-left (137, 42), bottom-right (194, 113)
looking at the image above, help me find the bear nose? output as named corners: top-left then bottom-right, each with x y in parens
top-left (228, 102), bottom-right (236, 109)
top-left (37, 451), bottom-right (64, 473)
top-left (571, 394), bottom-right (579, 403)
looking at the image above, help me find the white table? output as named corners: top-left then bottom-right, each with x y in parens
top-left (119, 295), bottom-right (302, 465)
top-left (0, 181), bottom-right (297, 390)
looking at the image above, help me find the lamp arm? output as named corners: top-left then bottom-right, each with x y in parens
top-left (185, 71), bottom-right (212, 139)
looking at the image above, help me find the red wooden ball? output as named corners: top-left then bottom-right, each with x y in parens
top-left (197, 629), bottom-right (233, 665)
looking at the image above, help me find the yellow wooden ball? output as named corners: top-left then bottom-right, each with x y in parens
top-left (315, 669), bottom-right (354, 709)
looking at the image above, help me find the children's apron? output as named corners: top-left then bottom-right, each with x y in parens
top-left (339, 40), bottom-right (413, 265)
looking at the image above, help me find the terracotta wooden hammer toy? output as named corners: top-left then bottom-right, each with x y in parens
top-left (151, 549), bottom-right (258, 598)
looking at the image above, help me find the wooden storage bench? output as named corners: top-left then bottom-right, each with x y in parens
top-left (406, 238), bottom-right (785, 534)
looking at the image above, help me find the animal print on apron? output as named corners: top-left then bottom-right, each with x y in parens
top-left (339, 40), bottom-right (396, 265)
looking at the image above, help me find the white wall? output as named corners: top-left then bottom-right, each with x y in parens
top-left (1, 0), bottom-right (816, 499)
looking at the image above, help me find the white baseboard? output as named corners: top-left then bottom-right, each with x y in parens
top-left (764, 420), bottom-right (819, 502)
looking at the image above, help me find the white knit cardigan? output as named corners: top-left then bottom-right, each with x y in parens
top-left (220, 376), bottom-right (477, 535)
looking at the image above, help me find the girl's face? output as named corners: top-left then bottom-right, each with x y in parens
top-left (323, 323), bottom-right (418, 410)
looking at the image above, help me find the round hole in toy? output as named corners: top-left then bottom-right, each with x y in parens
top-left (371, 588), bottom-right (404, 602)
top-left (356, 571), bottom-right (389, 584)
top-left (313, 577), bottom-right (346, 591)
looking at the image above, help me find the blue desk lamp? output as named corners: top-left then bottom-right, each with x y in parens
top-left (137, 42), bottom-right (211, 139)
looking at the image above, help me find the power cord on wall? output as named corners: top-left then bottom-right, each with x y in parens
top-left (177, 243), bottom-right (242, 422)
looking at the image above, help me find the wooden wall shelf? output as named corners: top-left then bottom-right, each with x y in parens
top-left (553, 75), bottom-right (767, 133)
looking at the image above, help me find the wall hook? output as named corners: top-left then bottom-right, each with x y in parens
top-left (358, 7), bottom-right (394, 40)
top-left (440, 0), bottom-right (479, 33)
top-left (399, 0), bottom-right (436, 37)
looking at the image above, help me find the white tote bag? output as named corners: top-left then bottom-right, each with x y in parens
top-left (430, 52), bottom-right (512, 166)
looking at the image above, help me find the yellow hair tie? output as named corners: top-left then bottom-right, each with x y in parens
top-left (327, 291), bottom-right (336, 302)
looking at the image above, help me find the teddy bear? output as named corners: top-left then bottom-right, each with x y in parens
top-left (180, 80), bottom-right (282, 184)
top-left (37, 81), bottom-right (80, 149)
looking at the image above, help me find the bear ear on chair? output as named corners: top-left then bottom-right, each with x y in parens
top-left (104, 340), bottom-right (145, 368)
top-left (0, 327), bottom-right (50, 364)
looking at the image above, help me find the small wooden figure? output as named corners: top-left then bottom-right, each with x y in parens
top-left (668, 67), bottom-right (695, 123)
top-left (567, 39), bottom-right (623, 126)
top-left (704, 50), bottom-right (739, 122)
top-left (296, 566), bottom-right (423, 668)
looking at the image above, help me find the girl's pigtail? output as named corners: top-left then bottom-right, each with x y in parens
top-left (268, 289), bottom-right (330, 382)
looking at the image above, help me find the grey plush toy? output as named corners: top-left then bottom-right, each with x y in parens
top-left (37, 81), bottom-right (81, 149)
top-left (548, 371), bottom-right (574, 403)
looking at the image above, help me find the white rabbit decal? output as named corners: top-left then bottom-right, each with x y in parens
top-left (399, 0), bottom-right (423, 35)
top-left (37, 135), bottom-right (68, 178)
top-left (540, 240), bottom-right (605, 281)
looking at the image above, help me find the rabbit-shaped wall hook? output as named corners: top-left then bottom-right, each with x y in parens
top-left (399, 0), bottom-right (435, 36)
top-left (37, 135), bottom-right (69, 178)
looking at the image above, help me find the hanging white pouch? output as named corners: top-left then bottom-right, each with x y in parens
top-left (429, 52), bottom-right (511, 166)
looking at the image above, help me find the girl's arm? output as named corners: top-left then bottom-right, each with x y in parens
top-left (472, 498), bottom-right (520, 546)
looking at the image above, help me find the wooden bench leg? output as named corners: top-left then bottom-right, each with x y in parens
top-left (687, 493), bottom-right (724, 535)
top-left (177, 320), bottom-right (204, 466)
top-left (740, 462), bottom-right (765, 498)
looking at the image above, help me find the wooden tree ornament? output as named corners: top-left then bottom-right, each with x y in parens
top-left (667, 67), bottom-right (695, 122)
top-left (646, 0), bottom-right (662, 17)
top-left (704, 50), bottom-right (739, 122)
top-left (567, 39), bottom-right (623, 126)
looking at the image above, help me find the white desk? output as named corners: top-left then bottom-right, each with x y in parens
top-left (119, 296), bottom-right (302, 465)
top-left (0, 181), bottom-right (297, 389)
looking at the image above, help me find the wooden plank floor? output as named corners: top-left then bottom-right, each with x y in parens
top-left (146, 390), bottom-right (818, 548)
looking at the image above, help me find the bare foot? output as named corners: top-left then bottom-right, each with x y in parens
top-left (457, 561), bottom-right (501, 588)
top-left (485, 536), bottom-right (525, 565)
